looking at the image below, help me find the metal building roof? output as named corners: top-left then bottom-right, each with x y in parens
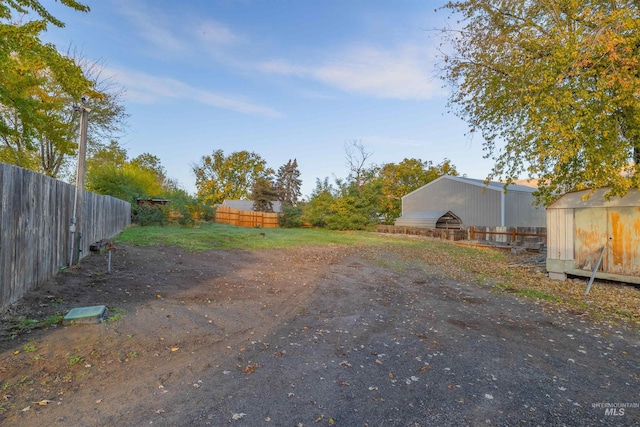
top-left (221, 199), bottom-right (283, 213)
top-left (548, 188), bottom-right (640, 209)
top-left (402, 175), bottom-right (537, 200)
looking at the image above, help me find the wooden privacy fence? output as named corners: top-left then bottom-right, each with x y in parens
top-left (215, 206), bottom-right (279, 228)
top-left (1, 162), bottom-right (131, 309)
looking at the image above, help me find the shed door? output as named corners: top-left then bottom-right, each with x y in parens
top-left (574, 207), bottom-right (640, 276)
top-left (574, 208), bottom-right (607, 272)
top-left (607, 207), bottom-right (640, 276)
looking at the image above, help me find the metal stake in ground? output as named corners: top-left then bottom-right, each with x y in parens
top-left (106, 242), bottom-right (116, 273)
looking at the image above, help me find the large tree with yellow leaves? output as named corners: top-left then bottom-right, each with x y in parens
top-left (441, 0), bottom-right (640, 204)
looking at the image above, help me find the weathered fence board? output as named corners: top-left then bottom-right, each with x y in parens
top-left (376, 225), bottom-right (467, 241)
top-left (215, 206), bottom-right (279, 228)
top-left (377, 224), bottom-right (547, 248)
top-left (0, 162), bottom-right (131, 309)
top-left (469, 226), bottom-right (547, 248)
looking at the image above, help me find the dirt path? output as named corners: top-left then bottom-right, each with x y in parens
top-left (1, 243), bottom-right (638, 426)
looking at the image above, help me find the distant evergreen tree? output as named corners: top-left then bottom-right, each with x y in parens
top-left (251, 177), bottom-right (278, 212)
top-left (275, 159), bottom-right (302, 206)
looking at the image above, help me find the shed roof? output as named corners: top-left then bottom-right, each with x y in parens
top-left (403, 175), bottom-right (537, 199)
top-left (548, 188), bottom-right (640, 209)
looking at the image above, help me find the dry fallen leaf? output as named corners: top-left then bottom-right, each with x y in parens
top-left (417, 365), bottom-right (432, 373)
top-left (375, 359), bottom-right (383, 365)
top-left (171, 347), bottom-right (179, 352)
top-left (237, 362), bottom-right (259, 374)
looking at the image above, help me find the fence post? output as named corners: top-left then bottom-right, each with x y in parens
top-left (511, 228), bottom-right (517, 245)
top-left (469, 226), bottom-right (475, 240)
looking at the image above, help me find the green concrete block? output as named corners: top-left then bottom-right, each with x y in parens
top-left (63, 305), bottom-right (107, 325)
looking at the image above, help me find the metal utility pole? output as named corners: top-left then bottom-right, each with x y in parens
top-left (69, 100), bottom-right (91, 267)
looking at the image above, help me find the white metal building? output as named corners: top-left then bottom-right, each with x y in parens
top-left (546, 188), bottom-right (640, 284)
top-left (221, 199), bottom-right (283, 213)
top-left (395, 175), bottom-right (545, 228)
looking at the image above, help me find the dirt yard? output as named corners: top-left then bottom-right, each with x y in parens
top-left (1, 241), bottom-right (639, 426)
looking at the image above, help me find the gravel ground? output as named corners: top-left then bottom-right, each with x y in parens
top-left (1, 243), bottom-right (638, 426)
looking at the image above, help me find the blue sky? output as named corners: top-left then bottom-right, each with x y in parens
top-left (42, 0), bottom-right (496, 198)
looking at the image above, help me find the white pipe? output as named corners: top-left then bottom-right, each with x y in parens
top-left (500, 191), bottom-right (505, 227)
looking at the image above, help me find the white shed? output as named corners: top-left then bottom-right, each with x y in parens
top-left (396, 176), bottom-right (545, 228)
top-left (546, 188), bottom-right (640, 284)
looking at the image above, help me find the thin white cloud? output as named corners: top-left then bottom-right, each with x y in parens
top-left (115, 2), bottom-right (188, 55)
top-left (195, 19), bottom-right (242, 45)
top-left (114, 1), bottom-right (244, 60)
top-left (105, 67), bottom-right (284, 118)
top-left (258, 60), bottom-right (306, 76)
top-left (257, 43), bottom-right (443, 100)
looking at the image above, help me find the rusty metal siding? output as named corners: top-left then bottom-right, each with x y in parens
top-left (574, 207), bottom-right (608, 271)
top-left (605, 207), bottom-right (640, 276)
top-left (547, 188), bottom-right (640, 282)
top-left (402, 178), bottom-right (501, 226)
top-left (504, 191), bottom-right (546, 227)
top-left (574, 206), bottom-right (640, 276)
top-left (547, 208), bottom-right (573, 261)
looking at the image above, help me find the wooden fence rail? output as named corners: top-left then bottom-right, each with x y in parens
top-left (377, 224), bottom-right (547, 249)
top-left (376, 225), bottom-right (467, 241)
top-left (1, 162), bottom-right (131, 309)
top-left (215, 206), bottom-right (279, 228)
top-left (468, 226), bottom-right (546, 247)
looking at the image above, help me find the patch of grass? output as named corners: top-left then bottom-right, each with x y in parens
top-left (494, 282), bottom-right (562, 302)
top-left (107, 307), bottom-right (125, 322)
top-left (615, 309), bottom-right (633, 320)
top-left (68, 355), bottom-right (85, 366)
top-left (116, 222), bottom-right (402, 251)
top-left (51, 297), bottom-right (65, 307)
top-left (23, 344), bottom-right (37, 353)
top-left (42, 313), bottom-right (64, 327)
top-left (13, 318), bottom-right (38, 333)
top-left (9, 313), bottom-right (63, 337)
top-left (16, 376), bottom-right (32, 386)
top-left (514, 288), bottom-right (563, 303)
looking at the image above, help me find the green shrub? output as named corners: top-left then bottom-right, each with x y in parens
top-left (278, 205), bottom-right (304, 228)
top-left (133, 204), bottom-right (169, 226)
